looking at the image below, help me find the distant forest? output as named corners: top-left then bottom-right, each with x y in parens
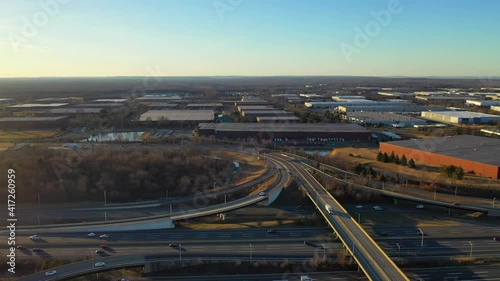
top-left (1, 76), bottom-right (499, 99)
top-left (0, 147), bottom-right (233, 203)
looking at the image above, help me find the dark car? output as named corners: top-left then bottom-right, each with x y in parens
top-left (32, 248), bottom-right (44, 252)
top-left (494, 236), bottom-right (499, 241)
top-left (267, 229), bottom-right (278, 234)
top-left (452, 202), bottom-right (460, 205)
top-left (99, 244), bottom-right (109, 249)
top-left (95, 250), bottom-right (105, 254)
top-left (16, 245), bottom-right (25, 250)
top-left (168, 243), bottom-right (178, 247)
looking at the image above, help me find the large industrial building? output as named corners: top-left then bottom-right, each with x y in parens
top-left (256, 116), bottom-right (300, 123)
top-left (466, 100), bottom-right (500, 107)
top-left (241, 110), bottom-right (295, 119)
top-left (421, 111), bottom-right (500, 124)
top-left (237, 105), bottom-right (274, 112)
top-left (138, 110), bottom-right (214, 122)
top-left (337, 105), bottom-right (447, 113)
top-left (491, 106), bottom-right (500, 112)
top-left (186, 103), bottom-right (223, 110)
top-left (380, 135), bottom-right (500, 179)
top-left (0, 98), bottom-right (15, 104)
top-left (196, 123), bottom-right (371, 141)
top-left (7, 103), bottom-right (69, 111)
top-left (36, 108), bottom-right (103, 116)
top-left (0, 116), bottom-right (68, 130)
top-left (346, 112), bottom-right (427, 127)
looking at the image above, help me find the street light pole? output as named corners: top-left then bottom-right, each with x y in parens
top-left (37, 193), bottom-right (41, 209)
top-left (493, 197), bottom-right (496, 208)
top-left (396, 243), bottom-right (401, 257)
top-left (104, 190), bottom-right (107, 205)
top-left (92, 251), bottom-right (95, 267)
top-left (418, 228), bottom-right (424, 248)
top-left (179, 243), bottom-right (182, 261)
top-left (469, 241), bottom-right (473, 258)
top-left (355, 212), bottom-right (360, 224)
top-left (224, 194), bottom-right (227, 204)
top-left (322, 244), bottom-right (326, 261)
top-left (249, 243), bottom-right (252, 262)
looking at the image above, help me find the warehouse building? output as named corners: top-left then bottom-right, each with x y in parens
top-left (36, 108), bottom-right (103, 116)
top-left (0, 116), bottom-right (68, 130)
top-left (491, 106), bottom-right (500, 112)
top-left (7, 103), bottom-right (69, 111)
top-left (93, 99), bottom-right (129, 103)
top-left (146, 103), bottom-right (179, 110)
top-left (256, 116), bottom-right (300, 123)
top-left (332, 95), bottom-right (366, 101)
top-left (0, 98), bottom-right (14, 104)
top-left (237, 105), bottom-right (274, 112)
top-left (234, 100), bottom-right (273, 107)
top-left (380, 135), bottom-right (500, 179)
top-left (466, 100), bottom-right (500, 107)
top-left (346, 112), bottom-right (427, 127)
top-left (378, 92), bottom-right (415, 98)
top-left (421, 111), bottom-right (500, 124)
top-left (186, 103), bottom-right (223, 110)
top-left (73, 103), bottom-right (125, 108)
top-left (304, 101), bottom-right (411, 108)
top-left (337, 105), bottom-right (447, 113)
top-left (196, 123), bottom-right (371, 141)
top-left (137, 110), bottom-right (214, 123)
top-left (34, 98), bottom-right (73, 103)
top-left (241, 110), bottom-right (295, 119)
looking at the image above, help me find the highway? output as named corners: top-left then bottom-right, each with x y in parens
top-left (272, 153), bottom-right (409, 281)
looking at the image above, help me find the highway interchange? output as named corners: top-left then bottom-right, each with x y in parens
top-left (4, 147), bottom-right (500, 281)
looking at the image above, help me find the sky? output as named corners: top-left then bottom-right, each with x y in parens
top-left (0, 0), bottom-right (499, 77)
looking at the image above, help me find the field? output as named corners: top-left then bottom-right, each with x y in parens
top-left (0, 130), bottom-right (59, 139)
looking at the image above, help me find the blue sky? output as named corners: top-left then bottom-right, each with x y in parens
top-left (1, 0), bottom-right (499, 77)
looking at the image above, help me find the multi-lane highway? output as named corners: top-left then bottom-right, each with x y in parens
top-left (272, 153), bottom-right (409, 281)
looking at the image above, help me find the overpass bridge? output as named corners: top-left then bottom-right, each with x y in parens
top-left (271, 153), bottom-right (409, 281)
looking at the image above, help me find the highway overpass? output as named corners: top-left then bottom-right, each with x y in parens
top-left (272, 153), bottom-right (409, 281)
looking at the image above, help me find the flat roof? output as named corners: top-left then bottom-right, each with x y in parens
top-left (237, 105), bottom-right (274, 110)
top-left (422, 111), bottom-right (500, 118)
top-left (138, 110), bottom-right (214, 121)
top-left (347, 112), bottom-right (425, 121)
top-left (147, 103), bottom-right (178, 107)
top-left (93, 99), bottom-right (128, 103)
top-left (44, 108), bottom-right (102, 114)
top-left (257, 116), bottom-right (300, 120)
top-left (186, 103), bottom-right (223, 107)
top-left (0, 116), bottom-right (68, 122)
top-left (73, 103), bottom-right (124, 107)
top-left (242, 110), bottom-right (293, 114)
top-left (384, 135), bottom-right (500, 166)
top-left (8, 103), bottom-right (69, 108)
top-left (198, 123), bottom-right (369, 133)
top-left (34, 98), bottom-right (72, 102)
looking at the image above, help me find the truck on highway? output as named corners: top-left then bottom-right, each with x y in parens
top-left (325, 204), bottom-right (333, 213)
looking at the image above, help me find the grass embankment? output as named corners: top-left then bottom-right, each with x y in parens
top-left (0, 130), bottom-right (59, 139)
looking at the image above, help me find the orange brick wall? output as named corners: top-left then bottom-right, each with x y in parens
top-left (380, 143), bottom-right (500, 179)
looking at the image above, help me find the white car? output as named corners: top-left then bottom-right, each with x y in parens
top-left (95, 262), bottom-right (106, 267)
top-left (29, 235), bottom-right (41, 240)
top-left (373, 206), bottom-right (384, 211)
top-left (416, 204), bottom-right (425, 209)
top-left (99, 234), bottom-right (109, 238)
top-left (355, 205), bottom-right (363, 209)
top-left (45, 270), bottom-right (57, 276)
top-left (87, 233), bottom-right (96, 237)
top-left (258, 192), bottom-right (266, 196)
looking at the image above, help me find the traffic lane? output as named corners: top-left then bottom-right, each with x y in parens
top-left (143, 271), bottom-right (368, 281)
top-left (408, 264), bottom-right (500, 281)
top-left (364, 225), bottom-right (500, 239)
top-left (378, 238), bottom-right (500, 257)
top-left (15, 242), bottom-right (344, 260)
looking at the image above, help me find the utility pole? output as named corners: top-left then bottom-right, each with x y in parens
top-left (493, 197), bottom-right (496, 208)
top-left (179, 243), bottom-right (182, 261)
top-left (249, 243), bottom-right (252, 262)
top-left (37, 193), bottom-right (41, 209)
top-left (104, 190), bottom-right (107, 205)
top-left (224, 194), bottom-right (227, 204)
top-left (396, 243), bottom-right (401, 257)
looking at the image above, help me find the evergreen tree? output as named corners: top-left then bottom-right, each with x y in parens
top-left (394, 155), bottom-right (400, 165)
top-left (376, 151), bottom-right (383, 161)
top-left (389, 151), bottom-right (395, 162)
top-left (408, 158), bottom-right (416, 168)
top-left (400, 155), bottom-right (408, 166)
top-left (382, 152), bottom-right (389, 163)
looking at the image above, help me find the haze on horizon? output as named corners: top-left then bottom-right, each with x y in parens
top-left (1, 0), bottom-right (499, 78)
